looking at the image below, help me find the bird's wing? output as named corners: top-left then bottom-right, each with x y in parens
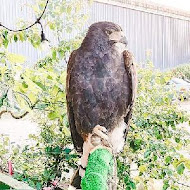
top-left (66, 50), bottom-right (84, 152)
top-left (123, 50), bottom-right (137, 136)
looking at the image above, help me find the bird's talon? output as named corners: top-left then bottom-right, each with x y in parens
top-left (102, 127), bottom-right (108, 133)
top-left (92, 125), bottom-right (109, 141)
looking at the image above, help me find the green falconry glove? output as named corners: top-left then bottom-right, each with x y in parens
top-left (81, 148), bottom-right (114, 190)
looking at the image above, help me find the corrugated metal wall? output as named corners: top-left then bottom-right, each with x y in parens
top-left (89, 1), bottom-right (190, 69)
top-left (0, 0), bottom-right (45, 66)
top-left (1, 0), bottom-right (190, 69)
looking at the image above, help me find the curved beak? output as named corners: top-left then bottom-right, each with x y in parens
top-left (119, 36), bottom-right (128, 45)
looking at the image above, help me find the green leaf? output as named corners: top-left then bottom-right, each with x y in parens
top-left (165, 156), bottom-right (172, 164)
top-left (3, 38), bottom-right (9, 48)
top-left (53, 146), bottom-right (62, 155)
top-left (185, 160), bottom-right (190, 170)
top-left (139, 165), bottom-right (147, 173)
top-left (48, 111), bottom-right (60, 120)
top-left (14, 35), bottom-right (18, 42)
top-left (163, 180), bottom-right (170, 190)
top-left (0, 99), bottom-right (3, 107)
top-left (63, 148), bottom-right (71, 154)
top-left (58, 50), bottom-right (64, 59)
top-left (2, 31), bottom-right (9, 48)
top-left (18, 32), bottom-right (25, 42)
top-left (47, 75), bottom-right (53, 80)
top-left (176, 163), bottom-right (185, 175)
top-left (52, 50), bottom-right (57, 60)
top-left (153, 155), bottom-right (158, 161)
top-left (130, 139), bottom-right (143, 151)
top-left (175, 137), bottom-right (180, 143)
top-left (36, 103), bottom-right (48, 110)
top-left (49, 23), bottom-right (56, 30)
top-left (36, 182), bottom-right (42, 190)
top-left (52, 85), bottom-right (59, 95)
top-left (33, 81), bottom-right (46, 91)
top-left (22, 81), bottom-right (28, 88)
top-left (0, 182), bottom-right (11, 189)
top-left (144, 150), bottom-right (151, 158)
top-left (3, 30), bottom-right (8, 38)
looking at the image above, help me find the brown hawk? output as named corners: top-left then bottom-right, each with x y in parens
top-left (66, 22), bottom-right (137, 176)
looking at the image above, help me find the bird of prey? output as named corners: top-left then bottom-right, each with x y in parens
top-left (66, 21), bottom-right (137, 176)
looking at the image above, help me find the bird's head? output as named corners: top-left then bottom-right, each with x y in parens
top-left (82, 22), bottom-right (128, 51)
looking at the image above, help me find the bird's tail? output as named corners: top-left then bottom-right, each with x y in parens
top-left (70, 167), bottom-right (81, 189)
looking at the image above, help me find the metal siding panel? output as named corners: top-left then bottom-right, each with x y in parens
top-left (1, 1), bottom-right (190, 69)
top-left (0, 0), bottom-right (46, 65)
top-left (91, 2), bottom-right (190, 70)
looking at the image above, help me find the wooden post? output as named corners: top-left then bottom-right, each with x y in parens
top-left (0, 172), bottom-right (35, 190)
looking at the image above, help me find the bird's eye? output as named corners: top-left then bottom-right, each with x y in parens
top-left (105, 30), bottom-right (112, 35)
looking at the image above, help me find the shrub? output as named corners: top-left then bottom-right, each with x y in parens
top-left (117, 63), bottom-right (190, 189)
top-left (172, 64), bottom-right (190, 81)
top-left (0, 0), bottom-right (88, 188)
top-left (1, 60), bottom-right (190, 189)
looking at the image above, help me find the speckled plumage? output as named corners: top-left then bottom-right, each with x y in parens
top-left (66, 22), bottom-right (137, 152)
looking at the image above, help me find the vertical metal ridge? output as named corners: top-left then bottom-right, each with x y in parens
top-left (0, 0), bottom-right (190, 69)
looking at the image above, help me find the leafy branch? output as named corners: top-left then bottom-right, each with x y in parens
top-left (0, 100), bottom-right (39, 119)
top-left (0, 0), bottom-right (49, 32)
top-left (0, 0), bottom-right (49, 42)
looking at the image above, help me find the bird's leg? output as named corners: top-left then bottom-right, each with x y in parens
top-left (80, 125), bottom-right (109, 177)
top-left (92, 125), bottom-right (108, 141)
top-left (91, 125), bottom-right (111, 153)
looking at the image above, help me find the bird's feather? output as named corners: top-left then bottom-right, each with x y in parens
top-left (66, 51), bottom-right (84, 152)
top-left (123, 50), bottom-right (137, 138)
top-left (66, 22), bottom-right (137, 153)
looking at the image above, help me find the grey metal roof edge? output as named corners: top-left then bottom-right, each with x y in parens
top-left (95, 0), bottom-right (190, 21)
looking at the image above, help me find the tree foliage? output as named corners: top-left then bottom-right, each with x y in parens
top-left (172, 63), bottom-right (190, 81)
top-left (117, 62), bottom-right (190, 190)
top-left (0, 0), bottom-right (89, 189)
